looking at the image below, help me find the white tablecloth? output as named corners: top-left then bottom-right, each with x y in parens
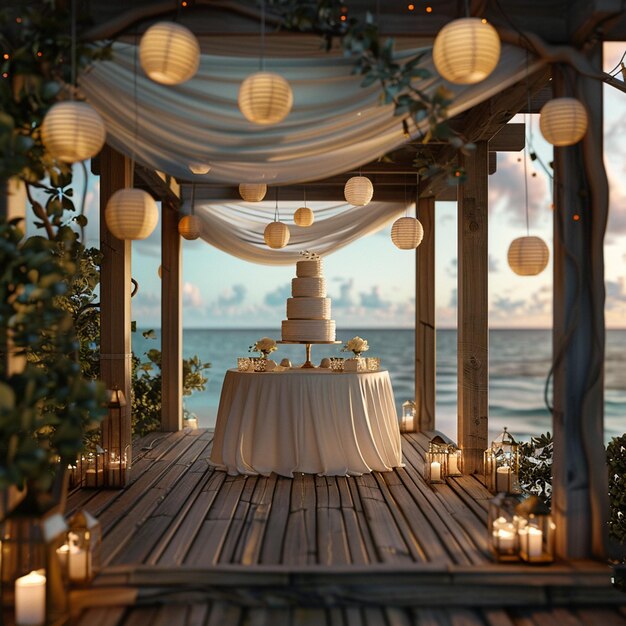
top-left (210, 368), bottom-right (403, 477)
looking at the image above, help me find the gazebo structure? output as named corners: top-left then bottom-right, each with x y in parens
top-left (1, 0), bottom-right (626, 624)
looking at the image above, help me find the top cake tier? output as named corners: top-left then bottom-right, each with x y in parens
top-left (296, 259), bottom-right (322, 278)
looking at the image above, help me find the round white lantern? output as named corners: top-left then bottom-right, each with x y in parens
top-left (239, 183), bottom-right (267, 202)
top-left (294, 206), bottom-right (314, 227)
top-left (189, 162), bottom-right (211, 175)
top-left (264, 221), bottom-right (290, 249)
top-left (41, 101), bottom-right (106, 163)
top-left (539, 98), bottom-right (588, 146)
top-left (178, 215), bottom-right (201, 240)
top-left (507, 236), bottom-right (549, 276)
top-left (433, 17), bottom-right (501, 84)
top-left (139, 22), bottom-right (200, 85)
top-left (391, 217), bottom-right (424, 249)
top-left (238, 72), bottom-right (293, 125)
top-left (344, 176), bottom-right (374, 206)
top-left (105, 189), bottom-right (159, 240)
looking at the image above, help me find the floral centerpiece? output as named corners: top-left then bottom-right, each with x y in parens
top-left (342, 336), bottom-right (369, 358)
top-left (249, 337), bottom-right (278, 359)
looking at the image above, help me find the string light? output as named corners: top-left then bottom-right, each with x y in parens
top-left (573, 214), bottom-right (580, 221)
top-left (426, 6), bottom-right (433, 12)
top-left (408, 4), bottom-right (415, 10)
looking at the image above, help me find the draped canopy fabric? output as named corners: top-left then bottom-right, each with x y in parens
top-left (80, 40), bottom-right (542, 263)
top-left (81, 42), bottom-right (542, 186)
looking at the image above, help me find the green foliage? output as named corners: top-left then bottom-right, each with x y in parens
top-left (131, 331), bottom-right (211, 438)
top-left (519, 432), bottom-right (553, 506)
top-left (607, 434), bottom-right (626, 545)
top-left (0, 219), bottom-right (106, 494)
top-left (0, 2), bottom-right (111, 184)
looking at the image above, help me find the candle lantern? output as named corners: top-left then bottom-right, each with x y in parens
top-left (484, 427), bottom-right (521, 493)
top-left (399, 400), bottom-right (417, 433)
top-left (1, 504), bottom-right (70, 625)
top-left (64, 510), bottom-right (102, 585)
top-left (515, 496), bottom-right (555, 564)
top-left (425, 435), bottom-right (449, 484)
top-left (488, 492), bottom-right (521, 562)
top-left (447, 444), bottom-right (463, 476)
top-left (104, 388), bottom-right (130, 488)
top-left (69, 446), bottom-right (106, 489)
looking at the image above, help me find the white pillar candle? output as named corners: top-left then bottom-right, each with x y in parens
top-left (57, 542), bottom-right (91, 581)
top-left (430, 461), bottom-right (441, 482)
top-left (15, 570), bottom-right (46, 626)
top-left (494, 527), bottom-right (516, 552)
top-left (521, 525), bottom-right (543, 558)
top-left (496, 465), bottom-right (512, 492)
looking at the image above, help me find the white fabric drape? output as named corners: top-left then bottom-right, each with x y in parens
top-left (80, 42), bottom-right (542, 185)
top-left (196, 200), bottom-right (405, 264)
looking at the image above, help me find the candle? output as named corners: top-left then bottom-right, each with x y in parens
top-left (494, 527), bottom-right (516, 552)
top-left (57, 543), bottom-right (90, 581)
top-left (520, 525), bottom-right (543, 558)
top-left (85, 468), bottom-right (103, 488)
top-left (496, 465), bottom-right (512, 492)
top-left (430, 461), bottom-right (441, 482)
top-left (15, 570), bottom-right (46, 626)
top-left (186, 417), bottom-right (198, 430)
top-left (448, 451), bottom-right (460, 475)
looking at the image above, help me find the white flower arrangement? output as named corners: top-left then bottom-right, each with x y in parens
top-left (249, 337), bottom-right (278, 357)
top-left (341, 336), bottom-right (369, 356)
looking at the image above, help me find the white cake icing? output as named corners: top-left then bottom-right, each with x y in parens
top-left (292, 277), bottom-right (326, 298)
top-left (282, 320), bottom-right (336, 342)
top-left (296, 259), bottom-right (322, 278)
top-left (287, 297), bottom-right (330, 320)
top-left (282, 257), bottom-right (336, 343)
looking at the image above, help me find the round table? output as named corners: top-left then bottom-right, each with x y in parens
top-left (210, 368), bottom-right (403, 477)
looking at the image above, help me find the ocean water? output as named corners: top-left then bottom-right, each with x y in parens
top-left (133, 329), bottom-right (626, 443)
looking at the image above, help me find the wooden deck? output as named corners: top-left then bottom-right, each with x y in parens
top-left (66, 429), bottom-right (626, 625)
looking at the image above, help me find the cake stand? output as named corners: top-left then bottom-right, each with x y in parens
top-left (277, 340), bottom-right (342, 368)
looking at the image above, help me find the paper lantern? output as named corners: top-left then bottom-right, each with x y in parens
top-left (239, 183), bottom-right (267, 202)
top-left (391, 217), bottom-right (424, 249)
top-left (189, 162), bottom-right (211, 175)
top-left (41, 101), bottom-right (106, 163)
top-left (178, 215), bottom-right (201, 240)
top-left (238, 72), bottom-right (293, 125)
top-left (507, 236), bottom-right (549, 276)
top-left (264, 221), bottom-right (290, 249)
top-left (344, 176), bottom-right (373, 206)
top-left (294, 206), bottom-right (314, 227)
top-left (139, 22), bottom-right (200, 85)
top-left (433, 17), bottom-right (501, 84)
top-left (105, 189), bottom-right (159, 240)
top-left (539, 98), bottom-right (588, 146)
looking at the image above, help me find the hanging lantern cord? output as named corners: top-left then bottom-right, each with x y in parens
top-left (415, 173), bottom-right (420, 220)
top-left (523, 121), bottom-right (530, 237)
top-left (464, 0), bottom-right (470, 17)
top-left (275, 188), bottom-right (279, 222)
top-left (190, 183), bottom-right (196, 216)
top-left (260, 0), bottom-right (266, 71)
top-left (303, 186), bottom-right (307, 208)
top-left (70, 0), bottom-right (77, 96)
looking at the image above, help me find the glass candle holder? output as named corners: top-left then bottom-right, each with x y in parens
top-left (251, 357), bottom-right (266, 372)
top-left (366, 357), bottom-right (380, 371)
top-left (237, 357), bottom-right (251, 372)
top-left (329, 357), bottom-right (345, 372)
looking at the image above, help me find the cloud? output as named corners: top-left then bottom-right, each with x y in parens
top-left (446, 258), bottom-right (457, 278)
top-left (491, 295), bottom-right (527, 316)
top-left (449, 288), bottom-right (457, 308)
top-left (183, 282), bottom-right (205, 309)
top-left (217, 284), bottom-right (246, 307)
top-left (264, 283), bottom-right (291, 307)
top-left (606, 277), bottom-right (626, 309)
top-left (488, 254), bottom-right (499, 273)
top-left (333, 278), bottom-right (355, 308)
top-left (360, 286), bottom-right (390, 309)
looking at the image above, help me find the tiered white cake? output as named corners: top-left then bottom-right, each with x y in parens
top-left (281, 259), bottom-right (336, 342)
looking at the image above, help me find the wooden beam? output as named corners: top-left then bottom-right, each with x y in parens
top-left (99, 144), bottom-right (133, 485)
top-left (457, 142), bottom-right (489, 474)
top-left (160, 202), bottom-right (183, 432)
top-left (415, 197), bottom-right (436, 432)
top-left (552, 53), bottom-right (609, 559)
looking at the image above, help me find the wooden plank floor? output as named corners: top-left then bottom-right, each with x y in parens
top-left (66, 429), bottom-right (626, 626)
top-left (68, 429), bottom-right (495, 568)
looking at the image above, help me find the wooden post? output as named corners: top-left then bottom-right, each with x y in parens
top-left (415, 196), bottom-right (436, 432)
top-left (99, 145), bottom-right (133, 481)
top-left (457, 142), bottom-right (489, 474)
top-left (552, 53), bottom-right (609, 559)
top-left (161, 201), bottom-right (183, 431)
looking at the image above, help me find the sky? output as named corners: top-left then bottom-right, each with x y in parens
top-left (50, 42), bottom-right (626, 330)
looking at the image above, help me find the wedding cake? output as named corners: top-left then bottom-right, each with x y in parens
top-left (281, 257), bottom-right (336, 342)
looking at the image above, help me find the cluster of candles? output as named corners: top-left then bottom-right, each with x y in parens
top-left (425, 436), bottom-right (463, 483)
top-left (490, 495), bottom-right (555, 564)
top-left (68, 449), bottom-right (129, 489)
